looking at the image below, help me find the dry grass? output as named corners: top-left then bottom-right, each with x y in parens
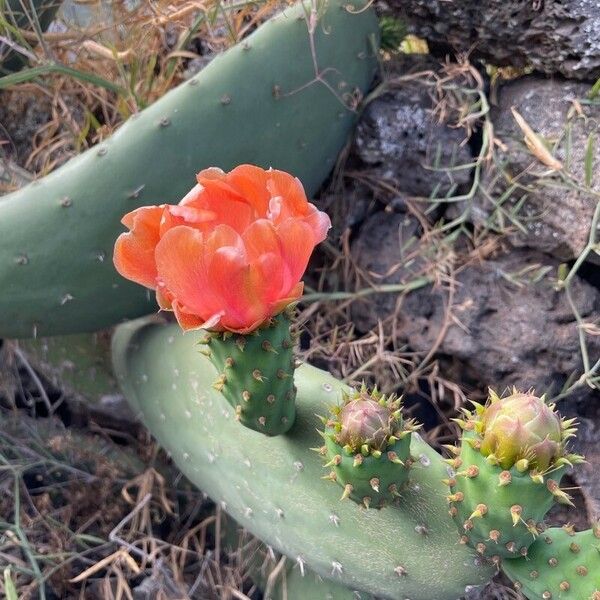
top-left (0, 407), bottom-right (277, 599)
top-left (1, 0), bottom-right (285, 176)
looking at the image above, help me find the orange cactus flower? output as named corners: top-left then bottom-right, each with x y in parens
top-left (113, 165), bottom-right (330, 333)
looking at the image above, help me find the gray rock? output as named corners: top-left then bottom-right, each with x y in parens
top-left (354, 79), bottom-right (473, 200)
top-left (393, 0), bottom-right (600, 80)
top-left (351, 221), bottom-right (600, 398)
top-left (562, 397), bottom-right (600, 521)
top-left (0, 154), bottom-right (32, 193)
top-left (467, 76), bottom-right (600, 261)
top-left (350, 211), bottom-right (426, 331)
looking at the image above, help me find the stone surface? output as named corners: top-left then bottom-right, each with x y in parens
top-left (0, 154), bottom-right (32, 193)
top-left (351, 221), bottom-right (600, 398)
top-left (350, 210), bottom-right (426, 328)
top-left (393, 0), bottom-right (600, 80)
top-left (467, 76), bottom-right (600, 261)
top-left (353, 77), bottom-right (473, 199)
top-left (563, 396), bottom-right (600, 522)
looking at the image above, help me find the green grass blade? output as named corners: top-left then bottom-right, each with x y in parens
top-left (0, 63), bottom-right (128, 95)
top-left (585, 133), bottom-right (595, 188)
top-left (3, 568), bottom-right (18, 600)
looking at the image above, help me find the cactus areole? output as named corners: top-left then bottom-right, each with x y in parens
top-left (446, 389), bottom-right (584, 560)
top-left (113, 164), bottom-right (330, 434)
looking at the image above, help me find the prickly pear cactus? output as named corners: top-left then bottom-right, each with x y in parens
top-left (502, 525), bottom-right (600, 599)
top-left (112, 317), bottom-right (494, 600)
top-left (446, 390), bottom-right (583, 560)
top-left (318, 386), bottom-right (419, 508)
top-left (203, 312), bottom-right (297, 435)
top-left (0, 0), bottom-right (379, 338)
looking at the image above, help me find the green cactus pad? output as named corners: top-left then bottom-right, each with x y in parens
top-left (323, 434), bottom-right (411, 508)
top-left (448, 436), bottom-right (568, 560)
top-left (112, 317), bottom-right (494, 600)
top-left (502, 526), bottom-right (600, 599)
top-left (319, 388), bottom-right (417, 508)
top-left (223, 517), bottom-right (376, 600)
top-left (0, 0), bottom-right (379, 338)
top-left (203, 312), bottom-right (296, 436)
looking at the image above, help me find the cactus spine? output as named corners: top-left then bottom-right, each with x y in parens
top-left (446, 389), bottom-right (583, 560)
top-left (0, 0), bottom-right (378, 338)
top-left (202, 311), bottom-right (297, 435)
top-left (502, 525), bottom-right (600, 599)
top-left (112, 317), bottom-right (494, 600)
top-left (319, 386), bottom-right (419, 508)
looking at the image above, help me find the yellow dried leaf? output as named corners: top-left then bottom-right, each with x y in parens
top-left (511, 107), bottom-right (563, 171)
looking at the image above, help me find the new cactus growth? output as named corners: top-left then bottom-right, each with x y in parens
top-left (112, 163), bottom-right (331, 435)
top-left (201, 311), bottom-right (298, 435)
top-left (446, 389), bottom-right (583, 560)
top-left (319, 386), bottom-right (419, 507)
top-left (502, 524), bottom-right (600, 599)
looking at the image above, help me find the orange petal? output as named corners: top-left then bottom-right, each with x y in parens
top-left (208, 249), bottom-right (270, 331)
top-left (226, 164), bottom-right (271, 216)
top-left (113, 205), bottom-right (165, 289)
top-left (185, 180), bottom-right (254, 234)
top-left (270, 281), bottom-right (304, 314)
top-left (241, 219), bottom-right (281, 261)
top-left (155, 285), bottom-right (173, 311)
top-left (277, 219), bottom-right (317, 290)
top-left (303, 204), bottom-right (331, 244)
top-left (172, 300), bottom-right (223, 332)
top-left (266, 169), bottom-right (309, 215)
top-left (155, 226), bottom-right (221, 317)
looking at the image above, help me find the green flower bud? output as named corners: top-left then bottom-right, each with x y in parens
top-left (479, 391), bottom-right (562, 471)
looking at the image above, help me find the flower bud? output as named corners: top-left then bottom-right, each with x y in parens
top-left (479, 392), bottom-right (562, 471)
top-left (338, 397), bottom-right (392, 450)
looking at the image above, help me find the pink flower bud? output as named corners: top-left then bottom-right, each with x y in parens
top-left (480, 392), bottom-right (562, 470)
top-left (338, 398), bottom-right (392, 450)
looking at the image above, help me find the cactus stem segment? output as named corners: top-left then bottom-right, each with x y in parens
top-left (206, 312), bottom-right (297, 435)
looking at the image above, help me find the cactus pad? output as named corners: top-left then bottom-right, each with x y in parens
top-left (0, 0), bottom-right (378, 338)
top-left (202, 311), bottom-right (297, 435)
top-left (502, 525), bottom-right (600, 599)
top-left (112, 317), bottom-right (494, 600)
top-left (319, 387), bottom-right (418, 508)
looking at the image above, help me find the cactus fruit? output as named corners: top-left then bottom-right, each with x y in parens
top-left (318, 386), bottom-right (419, 508)
top-left (446, 389), bottom-right (583, 560)
top-left (201, 311), bottom-right (297, 435)
top-left (502, 524), bottom-right (600, 599)
top-left (0, 0), bottom-right (379, 339)
top-left (112, 317), bottom-right (494, 600)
